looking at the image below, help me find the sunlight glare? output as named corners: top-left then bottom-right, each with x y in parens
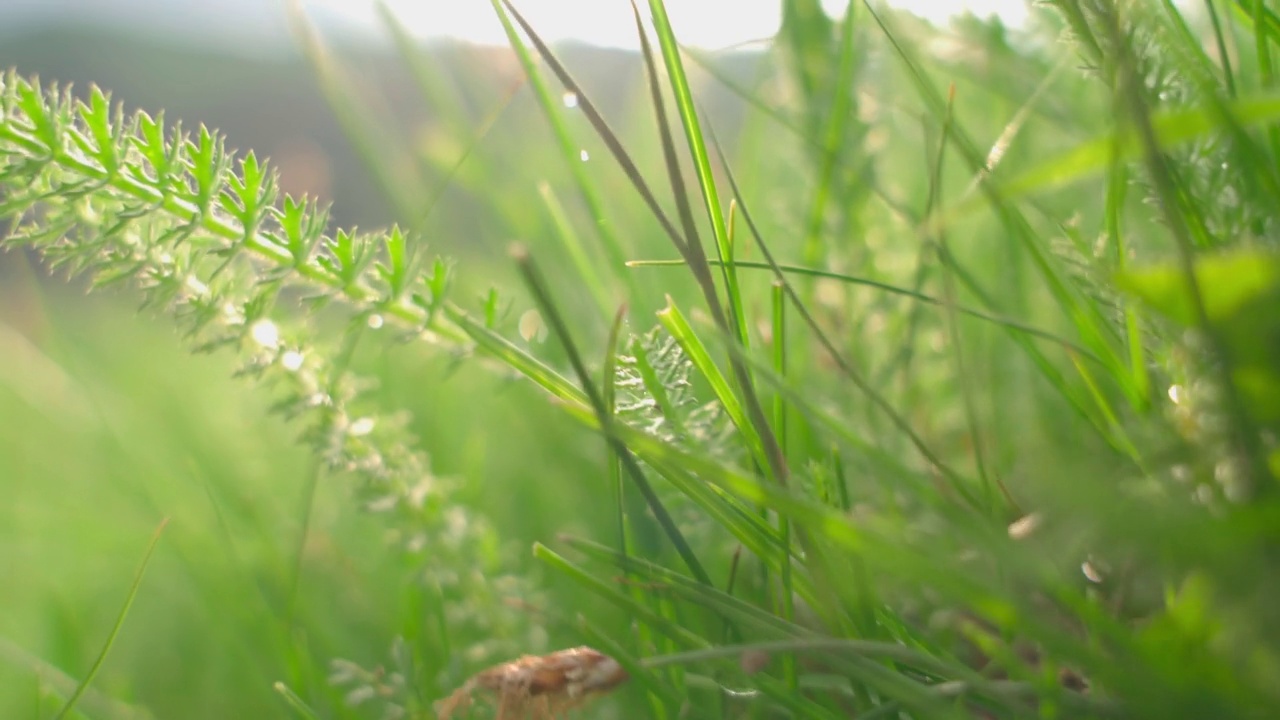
top-left (304, 0), bottom-right (1030, 50)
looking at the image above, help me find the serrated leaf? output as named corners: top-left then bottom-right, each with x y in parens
top-left (79, 86), bottom-right (121, 175)
top-left (15, 77), bottom-right (58, 152)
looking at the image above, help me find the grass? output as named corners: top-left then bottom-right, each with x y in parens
top-left (3, 0), bottom-right (1280, 718)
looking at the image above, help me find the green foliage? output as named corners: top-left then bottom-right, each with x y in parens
top-left (0, 69), bottom-right (537, 718)
top-left (5, 0), bottom-right (1280, 719)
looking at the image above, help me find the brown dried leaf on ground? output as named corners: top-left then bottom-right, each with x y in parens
top-left (435, 646), bottom-right (629, 720)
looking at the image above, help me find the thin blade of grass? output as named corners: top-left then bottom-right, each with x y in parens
top-left (603, 303), bottom-right (630, 554)
top-left (636, 4), bottom-right (796, 496)
top-left (53, 517), bottom-right (168, 720)
top-left (627, 258), bottom-right (1104, 362)
top-left (641, 0), bottom-right (746, 348)
top-left (550, 396), bottom-right (811, 603)
top-left (534, 542), bottom-right (711, 649)
top-left (487, 0), bottom-right (635, 298)
top-left (512, 245), bottom-right (711, 585)
top-left (0, 636), bottom-right (152, 720)
top-left (542, 541), bottom-right (845, 720)
top-left (655, 298), bottom-right (764, 465)
top-left (800, 0), bottom-right (860, 266)
top-left (539, 181), bottom-right (614, 320)
top-left (273, 682), bottom-right (322, 720)
top-left (768, 276), bottom-right (798, 691)
top-left (705, 126), bottom-right (973, 502)
top-left (499, 0), bottom-right (790, 490)
top-left (442, 304), bottom-right (589, 406)
top-left (930, 84), bottom-right (1007, 513)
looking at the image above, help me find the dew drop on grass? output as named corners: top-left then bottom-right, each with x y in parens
top-left (184, 275), bottom-right (209, 297)
top-left (349, 417), bottom-right (375, 436)
top-left (250, 319), bottom-right (279, 349)
top-left (281, 350), bottom-right (304, 371)
top-left (562, 91), bottom-right (578, 108)
top-left (1167, 384), bottom-right (1182, 404)
top-left (519, 309), bottom-right (546, 342)
top-left (580, 149), bottom-right (590, 162)
top-left (1007, 513), bottom-right (1041, 540)
top-left (367, 313), bottom-right (384, 329)
top-left (1081, 560), bottom-right (1103, 583)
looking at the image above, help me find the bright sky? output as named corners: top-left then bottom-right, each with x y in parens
top-left (305, 0), bottom-right (1031, 49)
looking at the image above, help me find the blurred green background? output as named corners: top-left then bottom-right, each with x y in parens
top-left (0, 4), bottom-right (771, 717)
top-left (1, 1), bottom-right (1175, 717)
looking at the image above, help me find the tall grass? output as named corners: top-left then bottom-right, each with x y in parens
top-left (3, 0), bottom-right (1280, 718)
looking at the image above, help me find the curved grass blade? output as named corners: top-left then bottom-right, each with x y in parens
top-left (498, 0), bottom-right (789, 489)
top-left (986, 91), bottom-right (1280, 205)
top-left (628, 258), bottom-right (1103, 362)
top-left (602, 303), bottom-right (629, 553)
top-left (53, 518), bottom-right (169, 720)
top-left (0, 636), bottom-right (153, 720)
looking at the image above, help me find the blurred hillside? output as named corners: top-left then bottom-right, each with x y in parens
top-left (0, 22), bottom-right (761, 234)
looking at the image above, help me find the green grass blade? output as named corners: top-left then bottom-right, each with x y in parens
top-left (53, 518), bottom-right (168, 720)
top-left (538, 181), bottom-right (614, 320)
top-left (654, 298), bottom-right (753, 447)
top-left (272, 682), bottom-right (322, 720)
top-left (628, 258), bottom-right (1104, 362)
top-left (0, 636), bottom-right (152, 720)
top-left (493, 0), bottom-right (684, 252)
top-left (572, 617), bottom-right (684, 713)
top-left (633, 2), bottom-right (789, 492)
top-left (642, 0), bottom-right (745, 347)
top-left (443, 303), bottom-right (588, 405)
top-left (629, 3), bottom-right (723, 307)
top-left (490, 0), bottom-right (635, 297)
top-left (550, 398), bottom-right (817, 604)
top-left (799, 0), bottom-right (859, 266)
top-left (513, 246), bottom-right (712, 585)
top-left (990, 91), bottom-right (1280, 203)
top-left (705, 128), bottom-right (972, 499)
top-left (534, 542), bottom-right (710, 649)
